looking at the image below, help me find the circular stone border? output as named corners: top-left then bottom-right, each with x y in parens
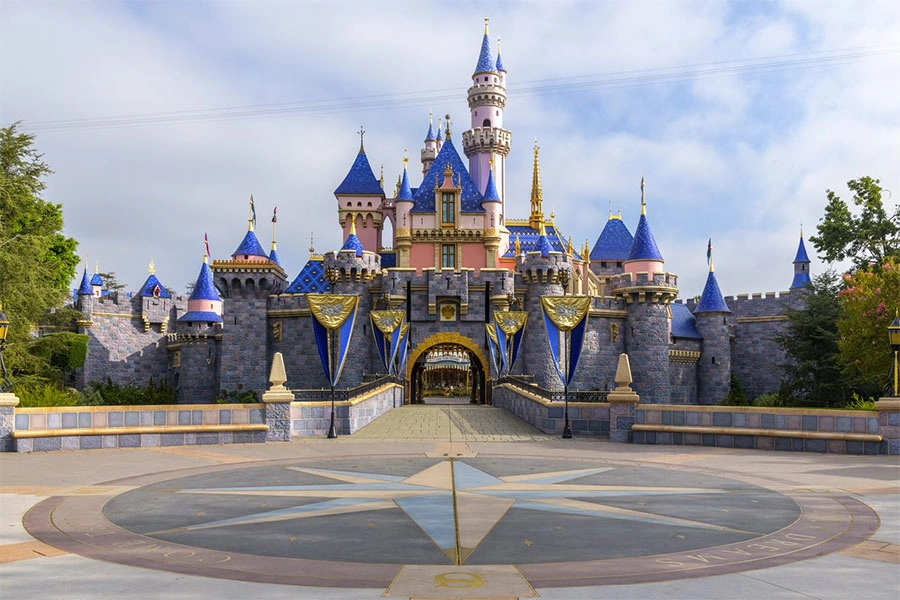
top-left (23, 453), bottom-right (878, 589)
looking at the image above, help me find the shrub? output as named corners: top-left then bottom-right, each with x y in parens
top-left (721, 375), bottom-right (750, 406)
top-left (216, 389), bottom-right (259, 404)
top-left (753, 393), bottom-right (782, 407)
top-left (845, 393), bottom-right (877, 411)
top-left (83, 378), bottom-right (175, 405)
top-left (16, 383), bottom-right (79, 407)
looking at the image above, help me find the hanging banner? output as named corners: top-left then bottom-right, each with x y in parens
top-left (308, 294), bottom-right (359, 387)
top-left (370, 310), bottom-right (405, 374)
top-left (540, 296), bottom-right (592, 386)
top-left (485, 323), bottom-right (502, 377)
top-left (494, 311), bottom-right (528, 374)
top-left (395, 323), bottom-right (411, 376)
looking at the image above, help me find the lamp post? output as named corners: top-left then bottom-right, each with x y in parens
top-left (889, 312), bottom-right (900, 397)
top-left (324, 267), bottom-right (341, 439)
top-left (557, 270), bottom-right (572, 439)
top-left (0, 302), bottom-right (10, 392)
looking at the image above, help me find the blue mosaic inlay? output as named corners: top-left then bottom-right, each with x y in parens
top-left (285, 258), bottom-right (329, 294)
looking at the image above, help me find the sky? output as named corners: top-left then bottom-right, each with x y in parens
top-left (2, 0), bottom-right (899, 300)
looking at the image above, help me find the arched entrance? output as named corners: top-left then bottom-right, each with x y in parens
top-left (407, 333), bottom-right (489, 405)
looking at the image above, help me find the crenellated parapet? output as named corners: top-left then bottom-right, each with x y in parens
top-left (608, 271), bottom-right (679, 304)
top-left (516, 249), bottom-right (574, 287)
top-left (322, 248), bottom-right (381, 284)
top-left (462, 127), bottom-right (512, 158)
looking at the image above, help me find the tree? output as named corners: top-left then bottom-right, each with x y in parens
top-left (98, 271), bottom-right (126, 292)
top-left (838, 258), bottom-right (900, 390)
top-left (775, 272), bottom-right (854, 407)
top-left (810, 176), bottom-right (899, 271)
top-left (0, 122), bottom-right (80, 343)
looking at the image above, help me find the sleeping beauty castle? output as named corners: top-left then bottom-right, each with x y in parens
top-left (72, 21), bottom-right (813, 407)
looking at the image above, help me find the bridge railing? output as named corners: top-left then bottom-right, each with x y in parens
top-left (293, 375), bottom-right (402, 402)
top-left (497, 376), bottom-right (609, 403)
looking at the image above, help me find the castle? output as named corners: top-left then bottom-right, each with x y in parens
top-left (72, 22), bottom-right (813, 406)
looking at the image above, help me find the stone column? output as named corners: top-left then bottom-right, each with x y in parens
top-left (0, 393), bottom-right (20, 452)
top-left (607, 354), bottom-right (639, 443)
top-left (262, 352), bottom-right (293, 442)
top-left (876, 397), bottom-right (899, 455)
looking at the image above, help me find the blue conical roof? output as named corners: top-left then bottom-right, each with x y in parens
top-left (396, 166), bottom-right (413, 201)
top-left (791, 271), bottom-right (812, 288)
top-left (695, 270), bottom-right (730, 313)
top-left (496, 51), bottom-right (505, 72)
top-left (189, 261), bottom-right (221, 302)
top-left (536, 232), bottom-right (553, 257)
top-left (481, 169), bottom-right (500, 203)
top-left (90, 271), bottom-right (104, 286)
top-left (626, 214), bottom-right (664, 262)
top-left (425, 121), bottom-right (436, 142)
top-left (474, 33), bottom-right (497, 76)
top-left (436, 126), bottom-right (443, 141)
top-left (591, 217), bottom-right (634, 261)
top-left (334, 148), bottom-right (384, 195)
top-left (269, 248), bottom-right (281, 266)
top-left (411, 138), bottom-right (483, 213)
top-left (138, 273), bottom-right (171, 298)
top-left (341, 233), bottom-right (364, 257)
top-left (77, 268), bottom-right (92, 295)
top-left (232, 229), bottom-right (268, 258)
top-left (793, 236), bottom-right (810, 263)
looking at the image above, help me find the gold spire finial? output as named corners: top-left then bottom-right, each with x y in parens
top-left (403, 148), bottom-right (408, 166)
top-left (484, 17), bottom-right (489, 35)
top-left (640, 175), bottom-right (646, 215)
top-left (800, 221), bottom-right (804, 238)
top-left (529, 140), bottom-right (544, 229)
top-left (708, 238), bottom-right (715, 272)
top-left (148, 259), bottom-right (156, 275)
top-left (380, 164), bottom-right (385, 189)
top-left (497, 35), bottom-right (502, 53)
top-left (429, 109), bottom-right (433, 124)
top-left (515, 233), bottom-right (521, 256)
top-left (539, 220), bottom-right (547, 236)
top-left (94, 261), bottom-right (99, 273)
top-left (608, 200), bottom-right (613, 219)
top-left (567, 235), bottom-right (574, 256)
top-left (349, 213), bottom-right (357, 236)
top-left (271, 205), bottom-right (278, 250)
top-left (309, 232), bottom-right (315, 256)
top-left (444, 114), bottom-right (451, 139)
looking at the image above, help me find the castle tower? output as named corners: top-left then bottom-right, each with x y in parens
top-left (76, 267), bottom-right (93, 315)
top-left (517, 222), bottom-right (573, 390)
top-left (212, 202), bottom-right (287, 396)
top-left (394, 158), bottom-right (415, 268)
top-left (174, 254), bottom-right (224, 403)
top-left (590, 209), bottom-right (633, 277)
top-left (269, 206), bottom-right (281, 267)
top-left (693, 243), bottom-right (732, 404)
top-left (529, 141), bottom-right (544, 230)
top-left (610, 178), bottom-right (677, 404)
top-left (463, 19), bottom-right (511, 219)
top-left (421, 113), bottom-right (438, 179)
top-left (90, 264), bottom-right (104, 298)
top-left (334, 130), bottom-right (386, 253)
top-left (790, 230), bottom-right (812, 289)
top-left (481, 164), bottom-right (502, 267)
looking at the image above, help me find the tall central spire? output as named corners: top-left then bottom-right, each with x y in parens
top-left (529, 140), bottom-right (544, 229)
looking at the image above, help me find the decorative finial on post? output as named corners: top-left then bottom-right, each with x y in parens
top-left (640, 175), bottom-right (646, 215)
top-left (484, 16), bottom-right (489, 34)
top-left (358, 125), bottom-right (366, 153)
top-left (444, 114), bottom-right (452, 139)
top-left (148, 259), bottom-right (156, 275)
top-left (309, 232), bottom-right (315, 256)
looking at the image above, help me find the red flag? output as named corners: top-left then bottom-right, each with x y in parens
top-left (272, 205), bottom-right (278, 223)
top-left (205, 232), bottom-right (211, 258)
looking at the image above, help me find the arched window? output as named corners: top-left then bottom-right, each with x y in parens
top-left (482, 119), bottom-right (490, 127)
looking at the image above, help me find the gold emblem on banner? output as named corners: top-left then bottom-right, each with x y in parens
top-left (494, 311), bottom-right (528, 335)
top-left (307, 294), bottom-right (358, 330)
top-left (370, 310), bottom-right (405, 334)
top-left (540, 296), bottom-right (592, 331)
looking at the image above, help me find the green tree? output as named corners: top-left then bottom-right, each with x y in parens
top-left (775, 271), bottom-right (854, 407)
top-left (0, 123), bottom-right (80, 344)
top-left (810, 176), bottom-right (899, 271)
top-left (838, 258), bottom-right (900, 389)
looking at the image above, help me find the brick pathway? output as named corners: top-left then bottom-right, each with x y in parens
top-left (353, 405), bottom-right (553, 441)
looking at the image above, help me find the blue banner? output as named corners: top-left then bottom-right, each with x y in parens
top-left (540, 296), bottom-right (592, 386)
top-left (308, 295), bottom-right (359, 387)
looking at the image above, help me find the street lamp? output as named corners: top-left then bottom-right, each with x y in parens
top-left (556, 269), bottom-right (573, 439)
top-left (323, 267), bottom-right (341, 439)
top-left (558, 269), bottom-right (570, 295)
top-left (888, 312), bottom-right (900, 397)
top-left (0, 302), bottom-right (10, 392)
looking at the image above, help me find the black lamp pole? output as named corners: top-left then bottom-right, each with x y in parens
top-left (0, 303), bottom-right (10, 393)
top-left (558, 269), bottom-right (572, 439)
top-left (326, 267), bottom-right (339, 438)
top-left (889, 313), bottom-right (900, 397)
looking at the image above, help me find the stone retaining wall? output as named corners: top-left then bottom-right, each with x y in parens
top-left (492, 384), bottom-right (610, 436)
top-left (291, 383), bottom-right (403, 436)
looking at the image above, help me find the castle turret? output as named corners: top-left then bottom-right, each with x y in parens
top-left (174, 254), bottom-right (224, 403)
top-left (463, 19), bottom-right (511, 220)
top-left (269, 206), bottom-right (281, 267)
top-left (481, 164), bottom-right (502, 267)
top-left (334, 131), bottom-right (385, 253)
top-left (76, 267), bottom-right (93, 315)
top-left (790, 230), bottom-right (812, 289)
top-left (394, 158), bottom-right (415, 267)
top-left (90, 264), bottom-right (104, 298)
top-left (590, 210), bottom-right (633, 277)
top-left (610, 178), bottom-right (677, 404)
top-left (693, 243), bottom-right (732, 404)
top-left (421, 113), bottom-right (438, 178)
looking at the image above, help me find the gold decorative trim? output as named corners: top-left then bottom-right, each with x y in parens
top-left (589, 309), bottom-right (628, 318)
top-left (407, 332), bottom-right (491, 383)
top-left (669, 349), bottom-right (701, 364)
top-left (736, 316), bottom-right (788, 323)
top-left (631, 424), bottom-right (882, 442)
top-left (13, 424), bottom-right (269, 439)
top-left (92, 312), bottom-right (137, 319)
top-left (267, 308), bottom-right (312, 318)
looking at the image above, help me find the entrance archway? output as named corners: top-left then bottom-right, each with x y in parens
top-left (407, 333), bottom-right (489, 405)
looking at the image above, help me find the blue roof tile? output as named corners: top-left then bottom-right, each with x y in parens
top-left (380, 251), bottom-right (396, 269)
top-left (232, 230), bottom-right (268, 258)
top-left (671, 303), bottom-right (702, 338)
top-left (189, 261), bottom-right (221, 302)
top-left (590, 218), bottom-right (633, 261)
top-left (396, 167), bottom-right (413, 201)
top-left (626, 214), bottom-right (664, 262)
top-left (481, 169), bottom-right (500, 203)
top-left (178, 310), bottom-right (223, 323)
top-left (793, 236), bottom-right (810, 263)
top-left (334, 150), bottom-right (384, 195)
top-left (341, 233), bottom-right (364, 257)
top-left (138, 274), bottom-right (171, 298)
top-left (285, 258), bottom-right (330, 294)
top-left (411, 139), bottom-right (484, 213)
top-left (502, 224), bottom-right (580, 259)
top-left (496, 51), bottom-right (505, 72)
top-left (425, 122), bottom-right (436, 142)
top-left (77, 268), bottom-right (92, 295)
top-left (536, 233), bottom-right (553, 257)
top-left (269, 247), bottom-right (281, 266)
top-left (791, 271), bottom-right (812, 288)
top-left (90, 272), bottom-right (104, 286)
top-left (695, 271), bottom-right (731, 313)
top-left (474, 33), bottom-right (497, 76)
top-left (436, 126), bottom-right (443, 141)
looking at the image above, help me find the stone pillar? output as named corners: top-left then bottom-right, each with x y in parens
top-left (0, 393), bottom-right (20, 452)
top-left (607, 354), bottom-right (639, 443)
top-left (876, 397), bottom-right (900, 455)
top-left (262, 352), bottom-right (293, 442)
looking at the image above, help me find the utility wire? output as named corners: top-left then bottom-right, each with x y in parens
top-left (20, 46), bottom-right (900, 132)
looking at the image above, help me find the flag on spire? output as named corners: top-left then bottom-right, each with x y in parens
top-left (250, 195), bottom-right (257, 229)
top-left (204, 232), bottom-right (211, 258)
top-left (707, 238), bottom-right (712, 265)
top-left (272, 205), bottom-right (278, 223)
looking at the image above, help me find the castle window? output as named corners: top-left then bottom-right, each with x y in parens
top-left (616, 262), bottom-right (622, 268)
top-left (153, 285), bottom-right (161, 298)
top-left (601, 261), bottom-right (607, 268)
top-left (442, 244), bottom-right (456, 269)
top-left (483, 119), bottom-right (490, 127)
top-left (441, 192), bottom-right (455, 225)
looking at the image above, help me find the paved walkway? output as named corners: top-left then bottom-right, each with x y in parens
top-left (1, 405), bottom-right (898, 599)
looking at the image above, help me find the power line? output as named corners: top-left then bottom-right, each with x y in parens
top-left (20, 46), bottom-right (900, 132)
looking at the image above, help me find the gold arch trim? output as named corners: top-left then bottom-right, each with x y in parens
top-left (406, 332), bottom-right (491, 383)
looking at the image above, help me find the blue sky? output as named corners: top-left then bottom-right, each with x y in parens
top-left (2, 0), bottom-right (899, 299)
